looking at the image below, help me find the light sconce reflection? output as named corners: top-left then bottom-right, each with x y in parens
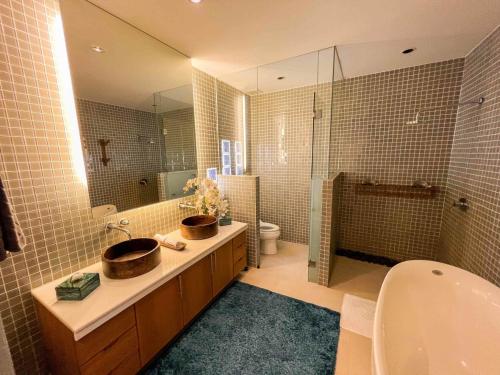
top-left (241, 95), bottom-right (248, 172)
top-left (50, 14), bottom-right (87, 186)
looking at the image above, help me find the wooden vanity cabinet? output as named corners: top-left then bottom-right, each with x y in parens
top-left (37, 230), bottom-right (247, 375)
top-left (135, 277), bottom-right (183, 365)
top-left (35, 304), bottom-right (140, 375)
top-left (179, 254), bottom-right (213, 325)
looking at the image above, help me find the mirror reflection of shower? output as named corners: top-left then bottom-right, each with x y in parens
top-left (154, 84), bottom-right (197, 172)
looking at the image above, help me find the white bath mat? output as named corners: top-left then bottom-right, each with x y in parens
top-left (340, 294), bottom-right (376, 338)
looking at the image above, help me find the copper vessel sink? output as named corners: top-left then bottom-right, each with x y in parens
top-left (180, 215), bottom-right (218, 240)
top-left (102, 238), bottom-right (161, 279)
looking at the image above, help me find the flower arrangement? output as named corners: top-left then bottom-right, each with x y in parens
top-left (183, 177), bottom-right (229, 218)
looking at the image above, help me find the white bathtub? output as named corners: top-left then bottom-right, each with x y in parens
top-left (373, 260), bottom-right (500, 375)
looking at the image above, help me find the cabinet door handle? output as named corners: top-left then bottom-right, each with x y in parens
top-left (178, 275), bottom-right (183, 298)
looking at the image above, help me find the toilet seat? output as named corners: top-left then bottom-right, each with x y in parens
top-left (260, 221), bottom-right (279, 232)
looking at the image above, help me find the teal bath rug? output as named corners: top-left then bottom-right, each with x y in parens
top-left (145, 282), bottom-right (340, 375)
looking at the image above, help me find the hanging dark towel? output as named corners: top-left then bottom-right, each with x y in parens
top-left (0, 177), bottom-right (26, 261)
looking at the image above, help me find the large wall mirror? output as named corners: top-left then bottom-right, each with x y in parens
top-left (60, 0), bottom-right (196, 216)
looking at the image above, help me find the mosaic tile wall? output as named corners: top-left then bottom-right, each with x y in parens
top-left (439, 27), bottom-right (500, 286)
top-left (191, 69), bottom-right (260, 266)
top-left (214, 81), bottom-right (261, 266)
top-left (317, 173), bottom-right (342, 286)
top-left (217, 80), bottom-right (246, 173)
top-left (159, 107), bottom-right (197, 172)
top-left (218, 175), bottom-right (260, 267)
top-left (76, 99), bottom-right (162, 212)
top-left (331, 59), bottom-right (464, 261)
top-left (249, 86), bottom-right (315, 244)
top-left (0, 316), bottom-right (14, 374)
top-left (192, 68), bottom-right (219, 175)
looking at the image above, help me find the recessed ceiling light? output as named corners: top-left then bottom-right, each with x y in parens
top-left (91, 45), bottom-right (105, 53)
top-left (402, 48), bottom-right (416, 54)
top-left (277, 76), bottom-right (285, 80)
top-left (189, 0), bottom-right (203, 3)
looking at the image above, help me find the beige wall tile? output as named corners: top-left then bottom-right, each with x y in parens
top-left (439, 27), bottom-right (500, 286)
top-left (332, 59), bottom-right (464, 261)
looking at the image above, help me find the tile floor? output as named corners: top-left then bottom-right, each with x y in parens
top-left (239, 240), bottom-right (390, 375)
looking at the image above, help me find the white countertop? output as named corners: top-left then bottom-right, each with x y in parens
top-left (31, 221), bottom-right (248, 341)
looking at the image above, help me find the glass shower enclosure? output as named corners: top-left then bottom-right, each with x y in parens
top-left (308, 47), bottom-right (343, 283)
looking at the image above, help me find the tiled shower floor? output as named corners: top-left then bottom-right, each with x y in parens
top-left (238, 240), bottom-right (390, 375)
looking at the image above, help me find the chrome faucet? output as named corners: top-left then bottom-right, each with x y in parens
top-left (105, 218), bottom-right (132, 240)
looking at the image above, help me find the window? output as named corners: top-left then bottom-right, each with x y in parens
top-left (234, 141), bottom-right (243, 175)
top-left (206, 167), bottom-right (217, 181)
top-left (221, 139), bottom-right (231, 175)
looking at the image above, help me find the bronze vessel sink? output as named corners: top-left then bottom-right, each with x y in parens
top-left (180, 215), bottom-right (218, 240)
top-left (102, 238), bottom-right (161, 279)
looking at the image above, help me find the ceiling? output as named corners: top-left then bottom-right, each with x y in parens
top-left (60, 0), bottom-right (192, 112)
top-left (88, 0), bottom-right (500, 79)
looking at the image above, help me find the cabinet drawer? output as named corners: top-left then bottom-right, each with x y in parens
top-left (107, 351), bottom-right (141, 375)
top-left (233, 242), bottom-right (246, 264)
top-left (232, 231), bottom-right (246, 249)
top-left (76, 306), bottom-right (136, 365)
top-left (80, 327), bottom-right (139, 375)
top-left (234, 255), bottom-right (247, 277)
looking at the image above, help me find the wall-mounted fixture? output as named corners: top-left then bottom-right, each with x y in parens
top-left (139, 179), bottom-right (149, 186)
top-left (105, 218), bottom-right (132, 239)
top-left (406, 97), bottom-right (485, 125)
top-left (99, 139), bottom-right (111, 166)
top-left (138, 135), bottom-right (155, 144)
top-left (459, 97), bottom-right (485, 106)
top-left (453, 197), bottom-right (469, 211)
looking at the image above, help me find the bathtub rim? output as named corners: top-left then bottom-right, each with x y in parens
top-left (372, 259), bottom-right (499, 375)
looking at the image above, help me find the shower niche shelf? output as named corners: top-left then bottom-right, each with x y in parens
top-left (354, 184), bottom-right (440, 199)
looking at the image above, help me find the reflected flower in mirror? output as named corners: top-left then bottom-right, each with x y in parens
top-left (183, 177), bottom-right (229, 217)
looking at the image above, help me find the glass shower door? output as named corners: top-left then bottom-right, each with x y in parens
top-left (308, 48), bottom-right (335, 283)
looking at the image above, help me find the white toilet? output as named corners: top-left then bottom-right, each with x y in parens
top-left (259, 220), bottom-right (281, 254)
